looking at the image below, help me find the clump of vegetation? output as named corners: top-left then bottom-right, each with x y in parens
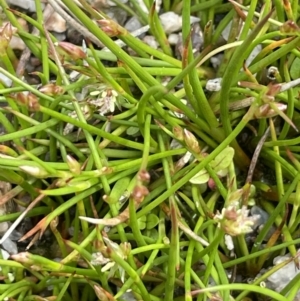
top-left (1, 0), bottom-right (300, 300)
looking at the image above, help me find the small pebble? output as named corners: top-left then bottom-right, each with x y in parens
top-left (250, 205), bottom-right (269, 228)
top-left (160, 12), bottom-right (200, 34)
top-left (105, 7), bottom-right (128, 26)
top-left (135, 0), bottom-right (161, 13)
top-left (45, 12), bottom-right (66, 33)
top-left (267, 66), bottom-right (279, 80)
top-left (51, 32), bottom-right (66, 42)
top-left (262, 250), bottom-right (300, 299)
top-left (6, 0), bottom-right (45, 12)
top-left (210, 54), bottom-right (223, 69)
top-left (0, 73), bottom-right (12, 87)
top-left (206, 78), bottom-right (222, 91)
top-left (108, 0), bottom-right (128, 5)
top-left (160, 12), bottom-right (183, 34)
top-left (245, 44), bottom-right (262, 67)
top-left (125, 16), bottom-right (142, 32)
top-left (143, 35), bottom-right (159, 49)
top-left (0, 248), bottom-right (10, 260)
top-left (168, 33), bottom-right (179, 45)
top-left (2, 237), bottom-right (18, 254)
top-left (225, 234), bottom-right (234, 251)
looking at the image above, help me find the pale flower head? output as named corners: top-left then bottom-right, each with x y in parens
top-left (88, 89), bottom-right (118, 115)
top-left (214, 205), bottom-right (257, 236)
top-left (91, 252), bottom-right (111, 266)
top-left (91, 237), bottom-right (131, 283)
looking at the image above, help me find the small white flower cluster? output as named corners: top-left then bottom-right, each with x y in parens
top-left (88, 89), bottom-right (118, 115)
top-left (91, 237), bottom-right (131, 283)
top-left (214, 205), bottom-right (258, 236)
top-left (63, 84), bottom-right (119, 135)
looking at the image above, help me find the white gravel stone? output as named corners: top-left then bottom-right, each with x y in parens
top-left (159, 12), bottom-right (200, 34)
top-left (135, 0), bottom-right (161, 13)
top-left (143, 35), bottom-right (159, 49)
top-left (168, 33), bottom-right (179, 45)
top-left (108, 0), bottom-right (128, 5)
top-left (266, 251), bottom-right (300, 298)
top-left (2, 237), bottom-right (18, 254)
top-left (0, 73), bottom-right (12, 87)
top-left (45, 11), bottom-right (67, 33)
top-left (125, 16), bottom-right (142, 32)
top-left (6, 0), bottom-right (45, 12)
top-left (245, 44), bottom-right (262, 67)
top-left (210, 54), bottom-right (223, 69)
top-left (221, 20), bottom-right (261, 67)
top-left (225, 234), bottom-right (234, 251)
top-left (206, 78), bottom-right (222, 91)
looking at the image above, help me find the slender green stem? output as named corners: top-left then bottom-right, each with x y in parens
top-left (269, 119), bottom-right (284, 197)
top-left (157, 133), bottom-right (179, 301)
top-left (38, 105), bottom-right (151, 152)
top-left (279, 61), bottom-right (295, 139)
top-left (148, 2), bottom-right (172, 56)
top-left (182, 0), bottom-right (218, 128)
top-left (220, 11), bottom-right (272, 137)
top-left (138, 104), bottom-right (258, 217)
top-left (185, 216), bottom-right (209, 301)
top-left (251, 172), bottom-right (300, 257)
top-left (195, 284), bottom-right (288, 301)
top-left (108, 250), bottom-right (151, 301)
top-left (239, 0), bottom-right (258, 40)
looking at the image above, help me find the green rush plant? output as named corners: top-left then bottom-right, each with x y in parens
top-left (1, 0), bottom-right (300, 300)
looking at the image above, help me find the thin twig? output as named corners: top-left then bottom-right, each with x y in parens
top-left (48, 0), bottom-right (150, 50)
top-left (246, 126), bottom-right (270, 184)
top-left (242, 126), bottom-right (271, 206)
top-left (0, 184), bottom-right (55, 244)
top-left (16, 4), bottom-right (54, 77)
top-left (48, 0), bottom-right (105, 47)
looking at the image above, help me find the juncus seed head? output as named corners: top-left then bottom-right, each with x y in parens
top-left (214, 205), bottom-right (257, 236)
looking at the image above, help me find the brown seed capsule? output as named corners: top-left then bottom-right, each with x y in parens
top-left (280, 20), bottom-right (300, 35)
top-left (27, 93), bottom-right (40, 111)
top-left (131, 185), bottom-right (149, 203)
top-left (137, 169), bottom-right (151, 183)
top-left (183, 129), bottom-right (201, 154)
top-left (253, 103), bottom-right (287, 119)
top-left (97, 19), bottom-right (123, 37)
top-left (13, 92), bottom-right (40, 111)
top-left (57, 42), bottom-right (86, 60)
top-left (0, 23), bottom-right (13, 56)
top-left (66, 155), bottom-right (81, 175)
top-left (173, 126), bottom-right (184, 141)
top-left (39, 83), bottom-right (64, 96)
